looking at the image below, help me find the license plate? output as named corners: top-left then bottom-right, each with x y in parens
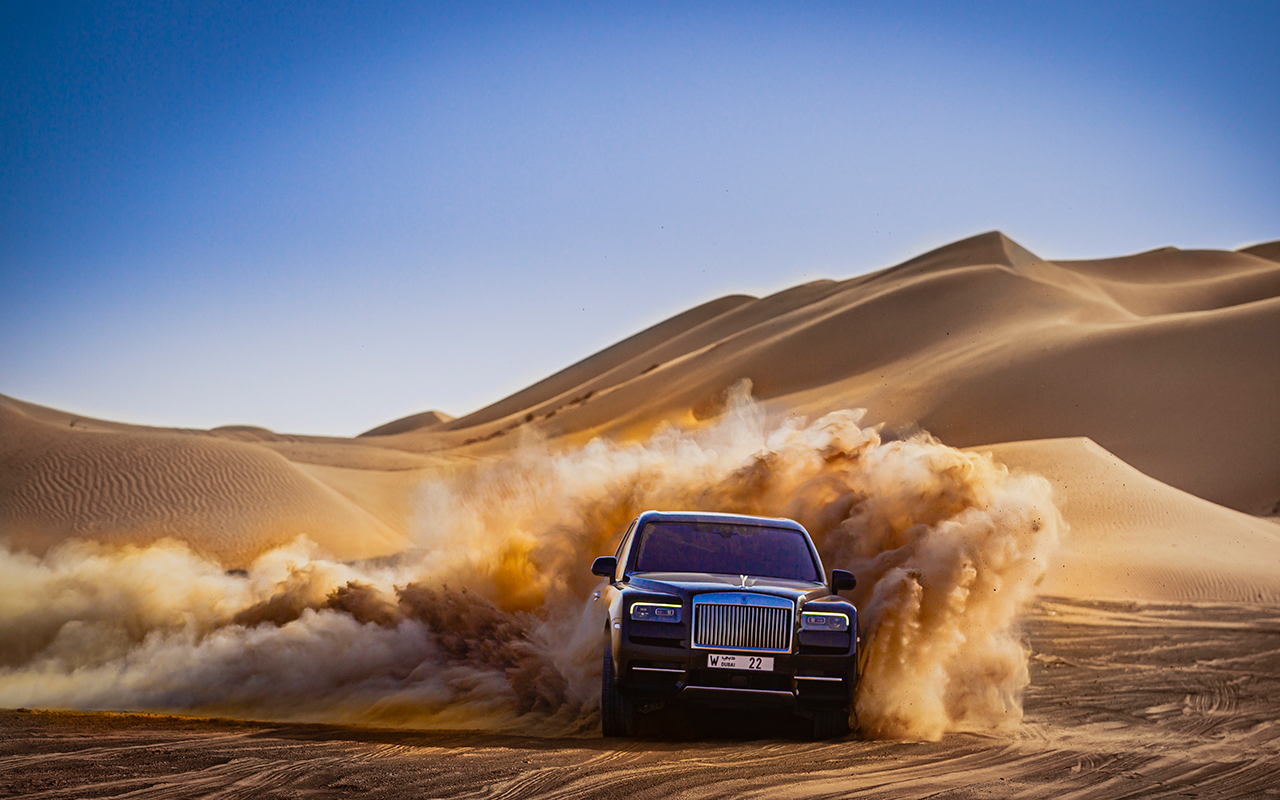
top-left (707, 653), bottom-right (774, 671)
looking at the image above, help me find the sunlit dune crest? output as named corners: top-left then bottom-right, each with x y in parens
top-left (981, 438), bottom-right (1280, 604)
top-left (375, 231), bottom-right (1280, 515)
top-left (0, 399), bottom-right (411, 565)
top-left (2, 231), bottom-right (1279, 740)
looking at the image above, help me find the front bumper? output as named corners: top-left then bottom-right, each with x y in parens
top-left (615, 624), bottom-right (857, 710)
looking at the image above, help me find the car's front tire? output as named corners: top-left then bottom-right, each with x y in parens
top-left (601, 642), bottom-right (637, 737)
top-left (810, 706), bottom-right (850, 740)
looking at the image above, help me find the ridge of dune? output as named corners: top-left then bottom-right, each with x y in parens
top-left (366, 232), bottom-right (1278, 515)
top-left (364, 281), bottom-right (866, 452)
top-left (980, 437), bottom-right (1280, 603)
top-left (905, 293), bottom-right (1280, 513)
top-left (0, 394), bottom-right (206, 436)
top-left (208, 425), bottom-right (280, 442)
top-left (435, 293), bottom-right (758, 432)
top-left (0, 398), bottom-right (411, 567)
top-left (0, 394), bottom-right (448, 471)
top-left (849, 230), bottom-right (1023, 284)
top-left (358, 409), bottom-right (455, 437)
top-left (4, 231), bottom-right (1277, 601)
top-left (365, 232), bottom-right (1031, 449)
top-left (1239, 240), bottom-right (1280, 262)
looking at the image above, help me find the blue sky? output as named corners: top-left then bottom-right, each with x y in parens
top-left (3, 1), bottom-right (1277, 435)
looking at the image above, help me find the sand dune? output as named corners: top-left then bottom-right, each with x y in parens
top-left (3, 231), bottom-right (1277, 591)
top-left (6, 598), bottom-right (1278, 798)
top-left (1241, 240), bottom-right (1280, 262)
top-left (978, 437), bottom-right (1280, 603)
top-left (358, 409), bottom-right (455, 438)
top-left (465, 235), bottom-right (1280, 515)
top-left (3, 231), bottom-right (1279, 774)
top-left (0, 397), bottom-right (412, 566)
top-left (361, 233), bottom-right (1280, 520)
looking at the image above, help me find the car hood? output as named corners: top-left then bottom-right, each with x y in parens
top-left (627, 572), bottom-right (836, 605)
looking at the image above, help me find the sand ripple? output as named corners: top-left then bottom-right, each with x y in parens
top-left (3, 599), bottom-right (1277, 798)
top-left (0, 401), bottom-right (405, 566)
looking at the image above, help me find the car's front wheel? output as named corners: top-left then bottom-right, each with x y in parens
top-left (600, 642), bottom-right (637, 737)
top-left (810, 706), bottom-right (850, 740)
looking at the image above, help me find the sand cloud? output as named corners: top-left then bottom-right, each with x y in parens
top-left (0, 390), bottom-right (1060, 739)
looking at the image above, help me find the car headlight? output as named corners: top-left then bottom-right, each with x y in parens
top-left (630, 602), bottom-right (682, 623)
top-left (801, 611), bottom-right (849, 632)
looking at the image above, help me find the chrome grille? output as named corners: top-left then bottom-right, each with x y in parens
top-left (693, 596), bottom-right (793, 653)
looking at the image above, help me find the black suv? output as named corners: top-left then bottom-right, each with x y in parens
top-left (591, 510), bottom-right (859, 738)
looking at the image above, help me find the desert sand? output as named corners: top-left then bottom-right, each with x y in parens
top-left (4, 598), bottom-right (1278, 798)
top-left (2, 232), bottom-right (1278, 797)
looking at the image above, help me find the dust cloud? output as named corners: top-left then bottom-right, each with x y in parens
top-left (0, 390), bottom-right (1061, 739)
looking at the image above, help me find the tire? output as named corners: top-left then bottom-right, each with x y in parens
top-left (810, 706), bottom-right (850, 740)
top-left (601, 641), bottom-right (637, 737)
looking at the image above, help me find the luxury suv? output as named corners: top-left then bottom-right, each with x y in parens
top-left (590, 510), bottom-right (859, 738)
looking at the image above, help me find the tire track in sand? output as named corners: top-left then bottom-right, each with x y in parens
top-left (3, 598), bottom-right (1279, 799)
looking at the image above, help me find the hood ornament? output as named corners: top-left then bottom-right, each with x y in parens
top-left (739, 574), bottom-right (755, 588)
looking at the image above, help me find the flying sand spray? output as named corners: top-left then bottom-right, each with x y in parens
top-left (0, 386), bottom-right (1061, 739)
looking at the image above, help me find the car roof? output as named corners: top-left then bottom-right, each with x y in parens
top-left (633, 509), bottom-right (808, 533)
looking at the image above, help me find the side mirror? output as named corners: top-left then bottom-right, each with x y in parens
top-left (591, 556), bottom-right (617, 578)
top-left (831, 569), bottom-right (856, 592)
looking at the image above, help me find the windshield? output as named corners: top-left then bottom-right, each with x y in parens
top-left (632, 521), bottom-right (821, 582)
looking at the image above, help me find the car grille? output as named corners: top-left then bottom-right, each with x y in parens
top-left (692, 595), bottom-right (793, 653)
